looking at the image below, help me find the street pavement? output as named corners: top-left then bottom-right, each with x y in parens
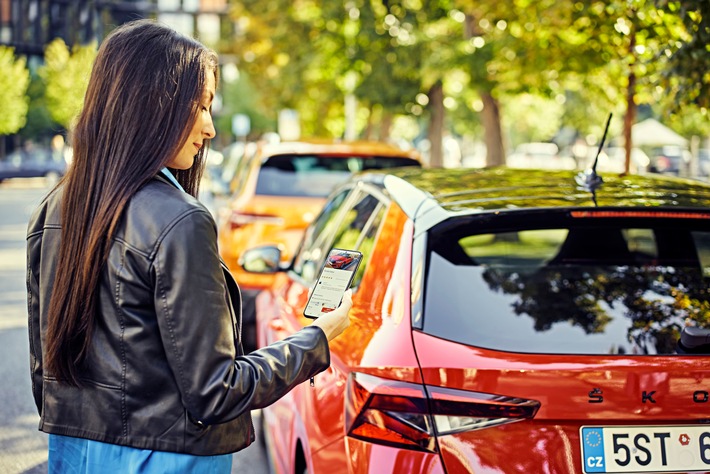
top-left (0, 178), bottom-right (268, 474)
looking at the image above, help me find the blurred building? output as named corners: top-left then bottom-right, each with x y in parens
top-left (0, 0), bottom-right (229, 155)
top-left (0, 0), bottom-right (229, 58)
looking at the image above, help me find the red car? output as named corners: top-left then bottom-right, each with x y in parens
top-left (327, 252), bottom-right (354, 269)
top-left (240, 167), bottom-right (710, 474)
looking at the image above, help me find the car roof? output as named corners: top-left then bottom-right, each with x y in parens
top-left (356, 167), bottom-right (710, 233)
top-left (256, 139), bottom-right (421, 161)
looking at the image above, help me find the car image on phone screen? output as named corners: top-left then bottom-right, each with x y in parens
top-left (304, 248), bottom-right (362, 319)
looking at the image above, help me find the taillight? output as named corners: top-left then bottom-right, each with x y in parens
top-left (345, 372), bottom-right (540, 453)
top-left (227, 211), bottom-right (284, 230)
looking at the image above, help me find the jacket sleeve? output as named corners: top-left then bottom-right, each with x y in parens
top-left (152, 208), bottom-right (329, 425)
top-left (26, 231), bottom-right (43, 414)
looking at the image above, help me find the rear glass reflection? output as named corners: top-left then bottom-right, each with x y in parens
top-left (424, 224), bottom-right (710, 355)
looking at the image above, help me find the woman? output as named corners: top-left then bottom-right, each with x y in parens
top-left (26, 19), bottom-right (351, 472)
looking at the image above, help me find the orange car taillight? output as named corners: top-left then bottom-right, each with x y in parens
top-left (227, 211), bottom-right (285, 230)
top-left (345, 372), bottom-right (540, 453)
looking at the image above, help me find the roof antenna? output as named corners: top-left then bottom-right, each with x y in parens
top-left (575, 113), bottom-right (612, 199)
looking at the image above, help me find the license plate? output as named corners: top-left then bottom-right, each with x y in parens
top-left (581, 425), bottom-right (710, 473)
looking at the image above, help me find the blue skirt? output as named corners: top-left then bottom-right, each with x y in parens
top-left (48, 434), bottom-right (233, 473)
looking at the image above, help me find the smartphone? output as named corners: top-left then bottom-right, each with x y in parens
top-left (303, 248), bottom-right (362, 319)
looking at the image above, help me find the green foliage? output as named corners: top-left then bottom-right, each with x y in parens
top-left (558, 88), bottom-right (626, 144)
top-left (353, 1), bottom-right (455, 110)
top-left (224, 1), bottom-right (706, 148)
top-left (19, 72), bottom-right (57, 142)
top-left (41, 39), bottom-right (97, 128)
top-left (226, 1), bottom-right (349, 137)
top-left (663, 104), bottom-right (710, 139)
top-left (446, 88), bottom-right (483, 139)
top-left (0, 46), bottom-right (30, 135)
top-left (215, 71), bottom-right (273, 140)
top-left (502, 93), bottom-right (564, 145)
top-left (655, 0), bottom-right (710, 109)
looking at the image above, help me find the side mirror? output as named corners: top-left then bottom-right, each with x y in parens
top-left (239, 245), bottom-right (284, 274)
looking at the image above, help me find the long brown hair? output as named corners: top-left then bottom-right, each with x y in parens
top-left (45, 20), bottom-right (218, 385)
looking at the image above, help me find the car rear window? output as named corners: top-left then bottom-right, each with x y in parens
top-left (255, 154), bottom-right (420, 197)
top-left (422, 213), bottom-right (710, 355)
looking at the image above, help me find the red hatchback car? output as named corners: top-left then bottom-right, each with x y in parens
top-left (327, 252), bottom-right (355, 269)
top-left (240, 167), bottom-right (710, 474)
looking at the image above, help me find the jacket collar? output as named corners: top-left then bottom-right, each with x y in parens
top-left (159, 168), bottom-right (184, 191)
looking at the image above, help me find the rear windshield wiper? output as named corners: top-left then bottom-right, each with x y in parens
top-left (677, 327), bottom-right (710, 355)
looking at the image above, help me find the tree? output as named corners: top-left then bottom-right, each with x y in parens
top-left (516, 0), bottom-right (695, 174)
top-left (227, 1), bottom-right (349, 138)
top-left (0, 46), bottom-right (30, 137)
top-left (457, 0), bottom-right (692, 172)
top-left (214, 69), bottom-right (273, 142)
top-left (655, 0), bottom-right (710, 110)
top-left (503, 93), bottom-right (564, 146)
top-left (42, 39), bottom-right (97, 129)
top-left (224, 1), bottom-right (705, 170)
top-left (344, 1), bottom-right (467, 166)
top-left (347, 1), bottom-right (423, 142)
top-left (18, 72), bottom-right (57, 144)
top-left (229, 0), bottom-right (459, 163)
top-left (448, 1), bottom-right (617, 166)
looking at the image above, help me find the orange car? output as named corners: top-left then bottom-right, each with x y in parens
top-left (216, 139), bottom-right (420, 351)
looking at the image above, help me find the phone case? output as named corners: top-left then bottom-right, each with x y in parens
top-left (303, 248), bottom-right (362, 319)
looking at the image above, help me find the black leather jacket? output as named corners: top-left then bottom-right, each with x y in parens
top-left (26, 175), bottom-right (330, 455)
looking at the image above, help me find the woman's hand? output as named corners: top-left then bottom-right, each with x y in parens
top-left (310, 289), bottom-right (353, 341)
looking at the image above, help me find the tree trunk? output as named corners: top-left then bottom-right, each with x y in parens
top-left (623, 26), bottom-right (636, 176)
top-left (481, 92), bottom-right (505, 166)
top-left (427, 80), bottom-right (444, 168)
top-left (623, 71), bottom-right (636, 176)
top-left (690, 135), bottom-right (701, 178)
top-left (379, 111), bottom-right (393, 142)
top-left (464, 11), bottom-right (505, 168)
top-left (363, 104), bottom-right (374, 140)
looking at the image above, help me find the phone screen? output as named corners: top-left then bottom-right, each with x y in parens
top-left (303, 248), bottom-right (362, 319)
